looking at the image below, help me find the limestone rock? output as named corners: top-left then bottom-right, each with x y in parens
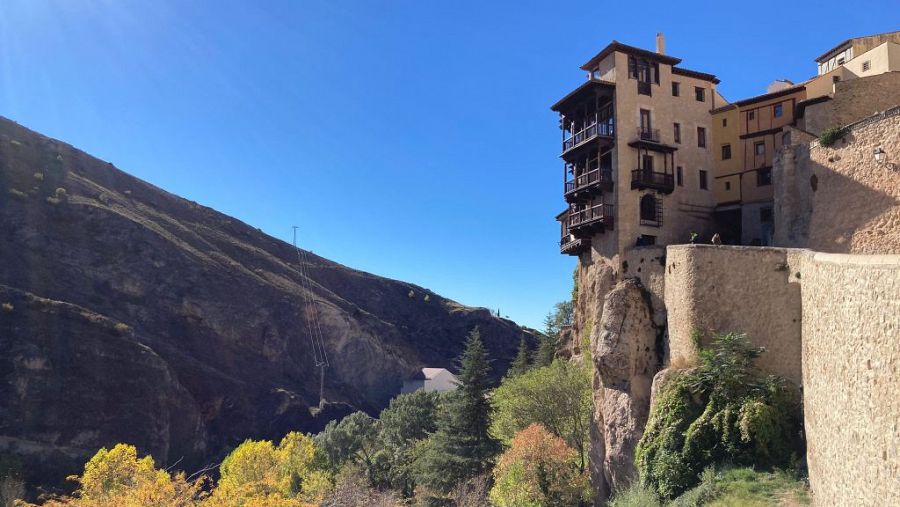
top-left (590, 278), bottom-right (659, 502)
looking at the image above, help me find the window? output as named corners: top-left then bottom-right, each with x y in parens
top-left (699, 170), bottom-right (708, 189)
top-left (676, 166), bottom-right (684, 186)
top-left (636, 234), bottom-right (657, 246)
top-left (695, 87), bottom-right (706, 102)
top-left (722, 118), bottom-right (727, 127)
top-left (862, 60), bottom-right (871, 72)
top-left (642, 154), bottom-right (654, 171)
top-left (774, 104), bottom-right (783, 118)
top-left (697, 127), bottom-right (707, 148)
top-left (640, 194), bottom-right (660, 225)
top-left (725, 181), bottom-right (731, 191)
top-left (672, 82), bottom-right (680, 96)
top-left (833, 76), bottom-right (841, 83)
top-left (749, 110), bottom-right (755, 121)
top-left (673, 123), bottom-right (681, 143)
top-left (757, 167), bottom-right (772, 186)
top-left (640, 109), bottom-right (652, 131)
top-left (760, 207), bottom-right (773, 223)
top-left (721, 144), bottom-right (732, 160)
top-left (755, 141), bottom-right (765, 156)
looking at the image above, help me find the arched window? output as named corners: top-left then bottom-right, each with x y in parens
top-left (640, 195), bottom-right (660, 226)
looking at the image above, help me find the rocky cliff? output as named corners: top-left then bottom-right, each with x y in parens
top-left (0, 117), bottom-right (534, 490)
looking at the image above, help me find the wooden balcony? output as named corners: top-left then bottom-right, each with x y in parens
top-left (567, 203), bottom-right (614, 236)
top-left (564, 167), bottom-right (614, 202)
top-left (560, 235), bottom-right (590, 256)
top-left (631, 169), bottom-right (675, 193)
top-left (562, 121), bottom-right (614, 155)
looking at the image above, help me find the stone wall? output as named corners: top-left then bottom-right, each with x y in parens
top-left (801, 71), bottom-right (900, 135)
top-left (775, 107), bottom-right (900, 253)
top-left (801, 252), bottom-right (900, 507)
top-left (664, 244), bottom-right (803, 384)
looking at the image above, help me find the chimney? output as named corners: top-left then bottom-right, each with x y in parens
top-left (656, 33), bottom-right (666, 55)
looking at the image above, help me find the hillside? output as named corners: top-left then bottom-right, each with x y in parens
top-left (0, 117), bottom-right (535, 490)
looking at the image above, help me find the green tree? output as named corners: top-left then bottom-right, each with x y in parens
top-left (491, 359), bottom-right (592, 470)
top-left (543, 301), bottom-right (573, 340)
top-left (377, 390), bottom-right (441, 496)
top-left (314, 411), bottom-right (380, 480)
top-left (506, 336), bottom-right (531, 378)
top-left (532, 333), bottom-right (556, 368)
top-left (414, 328), bottom-right (500, 495)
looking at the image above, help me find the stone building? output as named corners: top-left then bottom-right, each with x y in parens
top-left (553, 34), bottom-right (722, 267)
top-left (552, 31), bottom-right (900, 506)
top-left (711, 84), bottom-right (807, 245)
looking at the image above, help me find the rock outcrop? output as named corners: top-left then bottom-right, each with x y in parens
top-left (587, 277), bottom-right (660, 503)
top-left (0, 117), bottom-right (535, 491)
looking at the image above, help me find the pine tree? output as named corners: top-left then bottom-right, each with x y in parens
top-left (506, 336), bottom-right (530, 378)
top-left (533, 333), bottom-right (556, 368)
top-left (413, 327), bottom-right (500, 494)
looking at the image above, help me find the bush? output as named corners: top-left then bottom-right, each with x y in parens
top-left (33, 172), bottom-right (44, 181)
top-left (818, 126), bottom-right (846, 147)
top-left (489, 424), bottom-right (591, 507)
top-left (491, 359), bottom-right (591, 470)
top-left (1, 303), bottom-right (12, 313)
top-left (635, 333), bottom-right (803, 499)
top-left (608, 483), bottom-right (662, 507)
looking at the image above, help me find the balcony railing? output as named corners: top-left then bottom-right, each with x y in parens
top-left (559, 235), bottom-right (590, 256)
top-left (636, 127), bottom-right (661, 143)
top-left (562, 121), bottom-right (614, 153)
top-left (564, 167), bottom-right (614, 196)
top-left (631, 169), bottom-right (675, 193)
top-left (568, 203), bottom-right (614, 231)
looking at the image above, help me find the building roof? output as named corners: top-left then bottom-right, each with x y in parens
top-left (711, 103), bottom-right (737, 114)
top-left (733, 85), bottom-right (806, 107)
top-left (550, 78), bottom-right (615, 112)
top-left (580, 40), bottom-right (681, 71)
top-left (412, 367), bottom-right (455, 381)
top-left (672, 66), bottom-right (721, 84)
top-left (815, 30), bottom-right (900, 62)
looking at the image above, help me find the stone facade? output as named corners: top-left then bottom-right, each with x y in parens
top-left (664, 245), bottom-right (804, 385)
top-left (801, 252), bottom-right (900, 507)
top-left (775, 107), bottom-right (900, 253)
top-left (799, 71), bottom-right (900, 135)
top-left (659, 245), bottom-right (900, 507)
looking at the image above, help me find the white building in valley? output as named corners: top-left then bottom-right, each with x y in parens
top-left (401, 367), bottom-right (458, 394)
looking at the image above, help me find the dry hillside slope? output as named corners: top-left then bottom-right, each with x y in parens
top-left (0, 116), bottom-right (535, 490)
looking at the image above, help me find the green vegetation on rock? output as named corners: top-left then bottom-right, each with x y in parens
top-left (635, 333), bottom-right (804, 499)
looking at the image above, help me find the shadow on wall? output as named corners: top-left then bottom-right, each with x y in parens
top-left (776, 135), bottom-right (900, 253)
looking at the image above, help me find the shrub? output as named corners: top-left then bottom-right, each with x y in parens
top-left (488, 424), bottom-right (591, 507)
top-left (55, 187), bottom-right (68, 199)
top-left (608, 483), bottom-right (662, 507)
top-left (33, 172), bottom-right (44, 181)
top-left (1, 303), bottom-right (12, 313)
top-left (113, 323), bottom-right (130, 334)
top-left (491, 359), bottom-right (591, 470)
top-left (818, 126), bottom-right (846, 147)
top-left (8, 189), bottom-right (28, 199)
top-left (635, 333), bottom-right (803, 499)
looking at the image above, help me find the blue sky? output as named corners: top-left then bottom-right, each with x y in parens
top-left (0, 1), bottom-right (896, 329)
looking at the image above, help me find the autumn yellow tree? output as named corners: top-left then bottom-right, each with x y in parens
top-left (21, 444), bottom-right (203, 507)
